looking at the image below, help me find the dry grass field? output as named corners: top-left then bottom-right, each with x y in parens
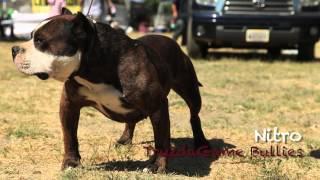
top-left (0, 35), bottom-right (320, 179)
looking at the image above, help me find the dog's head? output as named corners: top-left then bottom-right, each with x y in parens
top-left (12, 8), bottom-right (93, 81)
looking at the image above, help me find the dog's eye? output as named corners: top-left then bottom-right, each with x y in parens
top-left (34, 37), bottom-right (44, 45)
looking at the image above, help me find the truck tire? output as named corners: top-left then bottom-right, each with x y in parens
top-left (187, 19), bottom-right (207, 59)
top-left (298, 43), bottom-right (315, 61)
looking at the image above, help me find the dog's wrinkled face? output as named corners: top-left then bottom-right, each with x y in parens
top-left (12, 10), bottom-right (88, 81)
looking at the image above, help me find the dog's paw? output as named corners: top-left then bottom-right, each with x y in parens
top-left (61, 156), bottom-right (81, 170)
top-left (145, 156), bottom-right (167, 174)
top-left (116, 138), bottom-right (132, 146)
top-left (145, 164), bottom-right (166, 174)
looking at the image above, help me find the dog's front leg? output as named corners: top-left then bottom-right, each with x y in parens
top-left (149, 98), bottom-right (170, 173)
top-left (60, 86), bottom-right (81, 170)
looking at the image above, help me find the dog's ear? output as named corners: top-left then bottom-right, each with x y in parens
top-left (61, 7), bottom-right (72, 15)
top-left (74, 12), bottom-right (88, 21)
top-left (72, 12), bottom-right (90, 40)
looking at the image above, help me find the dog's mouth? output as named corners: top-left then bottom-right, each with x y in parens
top-left (34, 73), bottom-right (49, 80)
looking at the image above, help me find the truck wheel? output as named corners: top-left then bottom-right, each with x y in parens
top-left (268, 48), bottom-right (281, 58)
top-left (187, 20), bottom-right (207, 59)
top-left (298, 43), bottom-right (315, 61)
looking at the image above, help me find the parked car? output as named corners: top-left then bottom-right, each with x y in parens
top-left (187, 0), bottom-right (320, 60)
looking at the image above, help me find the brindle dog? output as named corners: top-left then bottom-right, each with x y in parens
top-left (11, 8), bottom-right (210, 172)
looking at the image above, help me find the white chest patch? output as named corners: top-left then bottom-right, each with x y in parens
top-left (74, 76), bottom-right (133, 114)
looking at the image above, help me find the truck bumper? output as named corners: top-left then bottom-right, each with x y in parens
top-left (192, 12), bottom-right (320, 48)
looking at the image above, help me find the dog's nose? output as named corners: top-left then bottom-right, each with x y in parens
top-left (12, 46), bottom-right (21, 60)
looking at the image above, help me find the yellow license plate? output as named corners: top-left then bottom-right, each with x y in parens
top-left (246, 29), bottom-right (270, 43)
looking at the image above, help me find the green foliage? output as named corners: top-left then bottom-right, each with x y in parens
top-left (7, 124), bottom-right (50, 139)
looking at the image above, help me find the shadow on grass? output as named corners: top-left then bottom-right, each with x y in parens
top-left (168, 138), bottom-right (236, 176)
top-left (310, 149), bottom-right (320, 159)
top-left (92, 138), bottom-right (236, 177)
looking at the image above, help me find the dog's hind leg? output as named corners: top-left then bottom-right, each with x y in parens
top-left (148, 97), bottom-right (170, 173)
top-left (173, 85), bottom-right (210, 149)
top-left (117, 123), bottom-right (136, 145)
top-left (172, 56), bottom-right (210, 150)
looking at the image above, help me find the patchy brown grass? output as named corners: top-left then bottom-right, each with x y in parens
top-left (0, 36), bottom-right (320, 179)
